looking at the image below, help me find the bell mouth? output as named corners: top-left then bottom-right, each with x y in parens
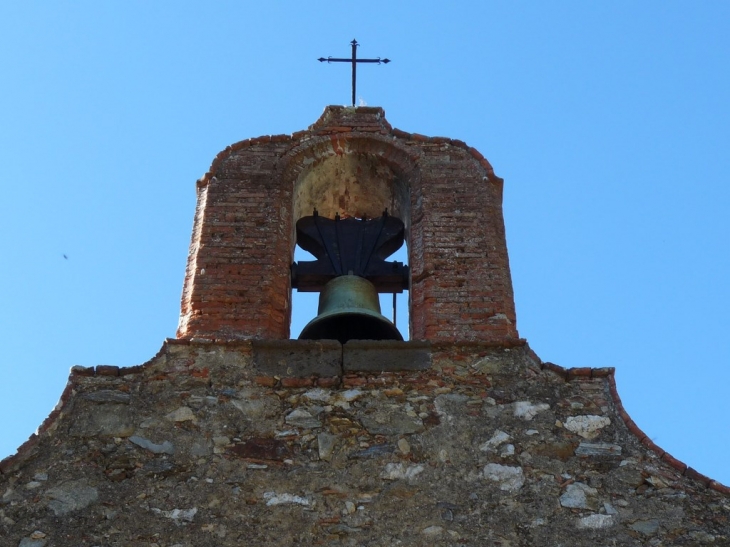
top-left (298, 275), bottom-right (403, 344)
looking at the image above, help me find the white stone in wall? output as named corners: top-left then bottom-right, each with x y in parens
top-left (560, 482), bottom-right (599, 510)
top-left (564, 415), bottom-right (611, 439)
top-left (513, 401), bottom-right (550, 421)
top-left (302, 388), bottom-right (332, 403)
top-left (339, 389), bottom-right (364, 402)
top-left (422, 525), bottom-right (444, 536)
top-left (500, 444), bottom-right (515, 457)
top-left (317, 433), bottom-right (336, 461)
top-left (263, 492), bottom-right (310, 507)
top-left (151, 507), bottom-right (198, 523)
top-left (479, 430), bottom-right (511, 451)
top-left (381, 463), bottom-right (425, 481)
top-left (482, 463), bottom-right (525, 492)
top-left (577, 514), bottom-right (614, 529)
top-left (285, 408), bottom-right (322, 429)
top-left (165, 407), bottom-right (196, 423)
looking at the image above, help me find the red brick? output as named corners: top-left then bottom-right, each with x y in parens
top-left (316, 377), bottom-right (340, 388)
top-left (254, 376), bottom-right (277, 387)
top-left (661, 452), bottom-right (687, 472)
top-left (343, 376), bottom-right (367, 387)
top-left (280, 377), bottom-right (314, 388)
top-left (709, 480), bottom-right (730, 495)
top-left (684, 467), bottom-right (712, 487)
top-left (567, 367), bottom-right (592, 379)
top-left (542, 362), bottom-right (568, 380)
top-left (640, 436), bottom-right (665, 457)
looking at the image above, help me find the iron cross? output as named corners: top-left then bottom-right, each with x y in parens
top-left (318, 39), bottom-right (390, 106)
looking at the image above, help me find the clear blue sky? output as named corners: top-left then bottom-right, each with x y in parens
top-left (1, 2), bottom-right (729, 485)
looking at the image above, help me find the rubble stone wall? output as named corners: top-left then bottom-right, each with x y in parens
top-left (2, 341), bottom-right (727, 546)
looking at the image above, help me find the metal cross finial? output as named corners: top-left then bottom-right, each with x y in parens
top-left (318, 39), bottom-right (391, 106)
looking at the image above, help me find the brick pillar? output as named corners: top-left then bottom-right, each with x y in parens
top-left (177, 136), bottom-right (294, 340)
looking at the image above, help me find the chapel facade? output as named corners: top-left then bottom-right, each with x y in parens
top-left (1, 106), bottom-right (728, 547)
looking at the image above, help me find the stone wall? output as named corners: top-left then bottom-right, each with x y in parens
top-left (2, 341), bottom-right (728, 546)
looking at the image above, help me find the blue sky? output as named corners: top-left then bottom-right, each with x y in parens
top-left (1, 2), bottom-right (729, 485)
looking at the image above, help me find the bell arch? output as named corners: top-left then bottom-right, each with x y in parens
top-left (280, 133), bottom-right (421, 340)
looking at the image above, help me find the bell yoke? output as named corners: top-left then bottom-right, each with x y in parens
top-left (291, 209), bottom-right (408, 343)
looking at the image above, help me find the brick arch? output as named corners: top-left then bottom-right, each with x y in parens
top-left (177, 107), bottom-right (518, 343)
top-left (280, 133), bottom-right (422, 338)
top-left (282, 134), bottom-right (420, 211)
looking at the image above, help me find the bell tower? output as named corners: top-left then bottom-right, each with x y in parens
top-left (177, 106), bottom-right (518, 343)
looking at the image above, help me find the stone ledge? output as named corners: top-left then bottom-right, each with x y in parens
top-left (252, 339), bottom-right (342, 378)
top-left (343, 340), bottom-right (431, 372)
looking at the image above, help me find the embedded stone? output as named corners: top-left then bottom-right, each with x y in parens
top-left (560, 482), bottom-right (599, 510)
top-left (422, 525), bottom-right (444, 536)
top-left (564, 415), bottom-right (610, 439)
top-left (285, 408), bottom-right (322, 429)
top-left (479, 430), bottom-right (511, 452)
top-left (46, 480), bottom-right (99, 516)
top-left (629, 519), bottom-right (660, 535)
top-left (317, 433), bottom-right (337, 461)
top-left (151, 507), bottom-right (197, 523)
top-left (578, 514), bottom-right (614, 529)
top-left (483, 464), bottom-right (524, 492)
top-left (302, 388), bottom-right (332, 403)
top-left (339, 389), bottom-right (364, 402)
top-left (263, 492), bottom-right (310, 506)
top-left (166, 407), bottom-right (196, 423)
top-left (397, 438), bottom-right (411, 455)
top-left (129, 435), bottom-right (175, 455)
top-left (499, 444), bottom-right (515, 457)
top-left (81, 390), bottom-right (131, 404)
top-left (360, 408), bottom-right (423, 436)
top-left (513, 401), bottom-right (549, 421)
top-left (381, 463), bottom-right (425, 481)
top-left (575, 442), bottom-right (622, 457)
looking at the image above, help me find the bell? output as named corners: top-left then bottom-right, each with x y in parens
top-left (298, 275), bottom-right (403, 344)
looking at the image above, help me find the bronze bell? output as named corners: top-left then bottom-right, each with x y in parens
top-left (298, 275), bottom-right (403, 344)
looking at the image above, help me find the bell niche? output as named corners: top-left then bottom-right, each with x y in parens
top-left (177, 106), bottom-right (518, 344)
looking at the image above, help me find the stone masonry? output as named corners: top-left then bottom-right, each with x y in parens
top-left (1, 341), bottom-right (728, 546)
